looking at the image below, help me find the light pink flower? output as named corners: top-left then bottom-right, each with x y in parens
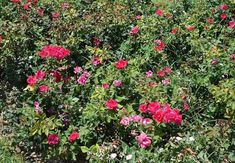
top-left (141, 118), bottom-right (152, 125)
top-left (113, 80), bottom-right (122, 87)
top-left (131, 115), bottom-right (142, 122)
top-left (162, 79), bottom-right (170, 86)
top-left (120, 117), bottom-right (131, 126)
top-left (74, 66), bottom-right (82, 74)
top-left (136, 133), bottom-right (152, 149)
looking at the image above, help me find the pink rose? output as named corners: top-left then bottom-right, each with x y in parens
top-left (155, 9), bottom-right (163, 16)
top-left (146, 70), bottom-right (153, 78)
top-left (74, 66), bottom-right (82, 74)
top-left (39, 85), bottom-right (49, 93)
top-left (113, 80), bottom-right (122, 87)
top-left (136, 133), bottom-right (152, 149)
top-left (120, 117), bottom-right (131, 126)
top-left (102, 83), bottom-right (110, 89)
top-left (130, 26), bottom-right (139, 35)
top-left (139, 104), bottom-right (148, 113)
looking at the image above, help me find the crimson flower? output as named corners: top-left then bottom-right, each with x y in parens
top-left (68, 131), bottom-right (80, 142)
top-left (105, 99), bottom-right (118, 110)
top-left (115, 59), bottom-right (128, 69)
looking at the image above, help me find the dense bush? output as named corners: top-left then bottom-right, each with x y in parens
top-left (0, 0), bottom-right (234, 162)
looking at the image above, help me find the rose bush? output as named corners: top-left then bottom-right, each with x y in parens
top-left (0, 0), bottom-right (234, 162)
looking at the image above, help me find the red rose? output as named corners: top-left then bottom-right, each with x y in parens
top-left (148, 101), bottom-right (161, 115)
top-left (105, 99), bottom-right (118, 110)
top-left (186, 26), bottom-right (195, 31)
top-left (157, 71), bottom-right (165, 78)
top-left (155, 9), bottom-right (163, 16)
top-left (220, 13), bottom-right (227, 20)
top-left (48, 134), bottom-right (59, 145)
top-left (23, 3), bottom-right (30, 10)
top-left (35, 70), bottom-right (46, 80)
top-left (115, 60), bottom-right (128, 69)
top-left (163, 67), bottom-right (171, 74)
top-left (27, 75), bottom-right (36, 86)
top-left (130, 26), bottom-right (139, 35)
top-left (68, 131), bottom-right (80, 142)
top-left (171, 28), bottom-right (177, 34)
top-left (154, 39), bottom-right (165, 52)
top-left (139, 104), bottom-right (148, 113)
top-left (152, 110), bottom-right (163, 123)
top-left (228, 21), bottom-right (235, 28)
top-left (39, 85), bottom-right (49, 93)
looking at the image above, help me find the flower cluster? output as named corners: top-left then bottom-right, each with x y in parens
top-left (139, 102), bottom-right (182, 125)
top-left (39, 45), bottom-right (70, 60)
top-left (120, 115), bottom-right (152, 126)
top-left (27, 70), bottom-right (46, 86)
top-left (48, 131), bottom-right (79, 145)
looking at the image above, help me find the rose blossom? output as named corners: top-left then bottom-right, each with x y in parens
top-left (130, 26), bottom-right (139, 35)
top-left (68, 131), bottom-right (80, 142)
top-left (52, 12), bottom-right (59, 18)
top-left (211, 59), bottom-right (218, 65)
top-left (154, 39), bottom-right (165, 52)
top-left (102, 83), bottom-right (110, 89)
top-left (146, 70), bottom-right (153, 78)
top-left (162, 79), bottom-right (170, 86)
top-left (92, 56), bottom-right (101, 66)
top-left (74, 66), bottom-right (82, 74)
top-left (141, 118), bottom-right (152, 125)
top-left (136, 15), bottom-right (142, 20)
top-left (131, 115), bottom-right (142, 122)
top-left (228, 21), bottom-right (235, 28)
top-left (115, 59), bottom-right (128, 69)
top-left (218, 4), bottom-right (228, 10)
top-left (155, 9), bottom-right (163, 16)
top-left (105, 99), bottom-right (118, 110)
top-left (139, 104), bottom-right (148, 113)
top-left (157, 71), bottom-right (165, 78)
top-left (35, 70), bottom-right (46, 80)
top-left (186, 26), bottom-right (195, 31)
top-left (27, 76), bottom-right (36, 86)
top-left (163, 67), bottom-right (171, 74)
top-left (48, 134), bottom-right (59, 145)
top-left (136, 133), bottom-right (152, 149)
top-left (148, 101), bottom-right (161, 115)
top-left (171, 28), bottom-right (177, 34)
top-left (23, 3), bottom-right (30, 10)
top-left (120, 117), bottom-right (131, 126)
top-left (113, 80), bottom-right (122, 87)
top-left (220, 13), bottom-right (227, 20)
top-left (39, 85), bottom-right (49, 93)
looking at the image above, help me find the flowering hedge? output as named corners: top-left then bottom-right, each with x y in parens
top-left (0, 0), bottom-right (235, 162)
